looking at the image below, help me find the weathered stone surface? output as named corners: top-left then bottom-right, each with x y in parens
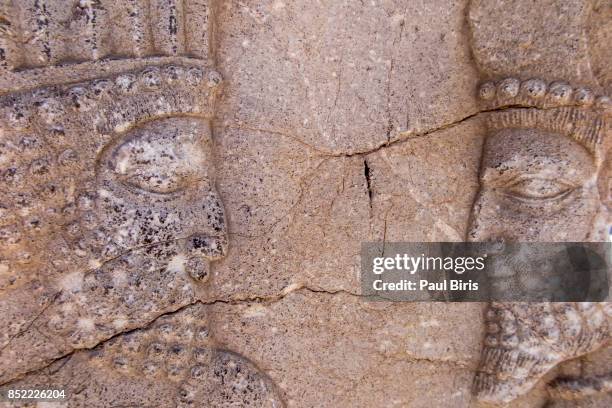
top-left (214, 0), bottom-right (480, 153)
top-left (467, 1), bottom-right (611, 405)
top-left (0, 0), bottom-right (609, 407)
top-left (210, 291), bottom-right (483, 407)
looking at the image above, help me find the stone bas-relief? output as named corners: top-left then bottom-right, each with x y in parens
top-left (0, 0), bottom-right (284, 406)
top-left (0, 0), bottom-right (610, 407)
top-left (468, 0), bottom-right (612, 405)
top-left (1, 304), bottom-right (283, 407)
top-left (469, 80), bottom-right (612, 403)
top-left (0, 64), bottom-right (282, 406)
top-left (0, 63), bottom-right (224, 381)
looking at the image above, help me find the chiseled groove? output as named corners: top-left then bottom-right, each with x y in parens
top-left (79, 0), bottom-right (105, 60)
top-left (151, 0), bottom-right (183, 56)
top-left (29, 0), bottom-right (51, 66)
top-left (184, 0), bottom-right (211, 61)
top-left (0, 7), bottom-right (18, 71)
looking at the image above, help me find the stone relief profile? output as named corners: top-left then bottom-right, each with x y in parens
top-left (0, 0), bottom-right (610, 407)
top-left (467, 0), bottom-right (611, 405)
top-left (468, 79), bottom-right (612, 402)
top-left (0, 1), bottom-right (283, 406)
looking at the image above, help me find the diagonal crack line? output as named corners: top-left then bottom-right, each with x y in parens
top-left (4, 285), bottom-right (476, 386)
top-left (218, 123), bottom-right (332, 156)
top-left (201, 285), bottom-right (364, 307)
top-left (0, 299), bottom-right (200, 386)
top-left (0, 292), bottom-right (61, 353)
top-left (2, 286), bottom-right (369, 385)
top-left (220, 105), bottom-right (559, 159)
top-left (319, 104), bottom-right (568, 158)
top-left (0, 236), bottom-right (213, 356)
top-left (321, 108), bottom-right (484, 158)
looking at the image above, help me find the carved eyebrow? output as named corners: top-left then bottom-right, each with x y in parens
top-left (0, 64), bottom-right (222, 135)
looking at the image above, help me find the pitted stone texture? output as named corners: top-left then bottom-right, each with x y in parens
top-left (468, 0), bottom-right (596, 85)
top-left (0, 65), bottom-right (226, 383)
top-left (1, 304), bottom-right (284, 407)
top-left (215, 0), bottom-right (479, 154)
top-left (209, 290), bottom-right (482, 408)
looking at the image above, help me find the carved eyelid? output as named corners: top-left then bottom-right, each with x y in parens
top-left (496, 176), bottom-right (577, 202)
top-left (108, 117), bottom-right (212, 195)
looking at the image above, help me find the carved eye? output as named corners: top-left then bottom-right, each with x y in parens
top-left (500, 178), bottom-right (575, 202)
top-left (106, 117), bottom-right (211, 194)
top-left (113, 138), bottom-right (191, 194)
top-left (122, 171), bottom-right (188, 194)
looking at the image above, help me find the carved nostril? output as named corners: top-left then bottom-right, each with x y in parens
top-left (185, 256), bottom-right (210, 282)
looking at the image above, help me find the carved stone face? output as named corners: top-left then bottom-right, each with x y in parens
top-left (468, 106), bottom-right (610, 404)
top-left (468, 126), bottom-right (601, 242)
top-left (0, 64), bottom-right (226, 382)
top-left (96, 116), bottom-right (227, 280)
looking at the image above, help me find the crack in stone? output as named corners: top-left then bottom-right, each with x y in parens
top-left (324, 106), bottom-right (501, 158)
top-left (223, 104), bottom-right (562, 159)
top-left (0, 299), bottom-right (200, 386)
top-left (2, 282), bottom-right (477, 387)
top-left (363, 158), bottom-right (373, 211)
top-left (0, 235), bottom-right (215, 365)
top-left (202, 284), bottom-right (362, 307)
top-left (228, 157), bottom-right (330, 240)
top-left (2, 286), bottom-right (363, 385)
top-left (1, 102), bottom-right (569, 390)
top-left (218, 123), bottom-right (331, 156)
top-left (0, 291), bottom-right (61, 353)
